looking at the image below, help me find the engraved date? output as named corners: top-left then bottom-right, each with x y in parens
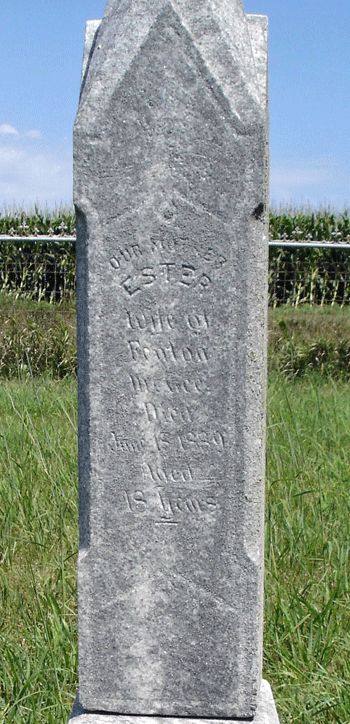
top-left (120, 487), bottom-right (219, 522)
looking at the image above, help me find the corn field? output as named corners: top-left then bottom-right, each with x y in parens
top-left (1, 209), bottom-right (350, 305)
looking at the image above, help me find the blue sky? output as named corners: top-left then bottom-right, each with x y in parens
top-left (1, 0), bottom-right (349, 211)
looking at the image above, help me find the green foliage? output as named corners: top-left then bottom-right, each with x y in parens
top-left (0, 378), bottom-right (78, 722)
top-left (0, 206), bottom-right (76, 302)
top-left (2, 208), bottom-right (350, 306)
top-left (269, 305), bottom-right (350, 378)
top-left (269, 210), bottom-right (350, 242)
top-left (0, 204), bottom-right (76, 237)
top-left (1, 375), bottom-right (350, 722)
top-left (0, 237), bottom-right (76, 303)
top-left (2, 206), bottom-right (349, 242)
top-left (266, 374), bottom-right (350, 722)
top-left (0, 294), bottom-right (76, 378)
top-left (269, 246), bottom-right (350, 306)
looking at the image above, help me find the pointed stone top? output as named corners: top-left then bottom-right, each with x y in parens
top-left (76, 0), bottom-right (264, 134)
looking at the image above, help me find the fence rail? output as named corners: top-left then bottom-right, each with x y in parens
top-left (2, 236), bottom-right (350, 247)
top-left (1, 236), bottom-right (350, 306)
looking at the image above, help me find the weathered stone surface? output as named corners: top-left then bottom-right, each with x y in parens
top-left (69, 681), bottom-right (279, 723)
top-left (73, 0), bottom-right (269, 719)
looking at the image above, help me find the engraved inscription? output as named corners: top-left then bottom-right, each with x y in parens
top-left (114, 262), bottom-right (212, 296)
top-left (156, 430), bottom-right (225, 453)
top-left (142, 462), bottom-right (194, 484)
top-left (128, 340), bottom-right (208, 365)
top-left (109, 244), bottom-right (143, 268)
top-left (143, 401), bottom-right (193, 424)
top-left (123, 489), bottom-right (147, 512)
top-left (157, 489), bottom-right (218, 521)
top-left (110, 433), bottom-right (145, 453)
top-left (125, 308), bottom-right (176, 334)
top-left (165, 376), bottom-right (205, 394)
top-left (119, 487), bottom-right (219, 522)
top-left (109, 235), bottom-right (227, 279)
top-left (128, 373), bottom-right (205, 395)
top-left (150, 235), bottom-right (227, 270)
top-left (124, 308), bottom-right (209, 335)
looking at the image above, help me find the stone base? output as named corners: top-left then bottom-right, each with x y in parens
top-left (68, 680), bottom-right (280, 723)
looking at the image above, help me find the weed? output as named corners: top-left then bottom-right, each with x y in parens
top-left (265, 374), bottom-right (350, 722)
top-left (0, 378), bottom-right (78, 722)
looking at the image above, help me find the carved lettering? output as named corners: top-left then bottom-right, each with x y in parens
top-left (157, 489), bottom-right (218, 520)
top-left (120, 487), bottom-right (218, 521)
top-left (156, 430), bottom-right (225, 453)
top-left (165, 376), bottom-right (205, 394)
top-left (148, 234), bottom-right (227, 270)
top-left (109, 243), bottom-right (143, 269)
top-left (154, 343), bottom-right (208, 366)
top-left (125, 309), bottom-right (176, 335)
top-left (124, 490), bottom-right (147, 513)
top-left (128, 372), bottom-right (204, 395)
top-left (111, 261), bottom-right (213, 295)
top-left (124, 308), bottom-right (208, 335)
top-left (143, 401), bottom-right (193, 424)
top-left (142, 462), bottom-right (193, 484)
top-left (128, 372), bottom-right (150, 393)
top-left (111, 433), bottom-right (145, 453)
top-left (128, 339), bottom-right (208, 366)
top-left (186, 310), bottom-right (209, 333)
top-left (128, 340), bottom-right (150, 361)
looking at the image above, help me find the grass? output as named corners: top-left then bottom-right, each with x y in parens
top-left (3, 294), bottom-right (350, 380)
top-left (0, 294), bottom-right (76, 378)
top-left (1, 302), bottom-right (350, 722)
top-left (268, 304), bottom-right (350, 377)
top-left (0, 377), bottom-right (78, 723)
top-left (265, 374), bottom-right (350, 722)
top-left (1, 373), bottom-right (349, 722)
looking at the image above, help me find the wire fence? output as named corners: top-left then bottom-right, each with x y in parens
top-left (1, 236), bottom-right (350, 306)
top-left (0, 236), bottom-right (76, 303)
top-left (269, 243), bottom-right (350, 306)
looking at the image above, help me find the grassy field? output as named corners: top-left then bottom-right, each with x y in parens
top-left (266, 374), bottom-right (350, 723)
top-left (0, 378), bottom-right (78, 723)
top-left (3, 293), bottom-right (350, 379)
top-left (1, 301), bottom-right (350, 722)
top-left (269, 304), bottom-right (350, 377)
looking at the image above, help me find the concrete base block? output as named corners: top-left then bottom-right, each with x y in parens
top-left (68, 680), bottom-right (280, 724)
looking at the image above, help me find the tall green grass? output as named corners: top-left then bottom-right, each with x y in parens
top-left (0, 373), bottom-right (350, 722)
top-left (268, 305), bottom-right (350, 378)
top-left (266, 374), bottom-right (350, 723)
top-left (0, 294), bottom-right (76, 378)
top-left (0, 378), bottom-right (78, 723)
top-left (4, 295), bottom-right (350, 380)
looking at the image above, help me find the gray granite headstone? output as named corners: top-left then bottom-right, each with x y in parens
top-left (70, 1), bottom-right (279, 722)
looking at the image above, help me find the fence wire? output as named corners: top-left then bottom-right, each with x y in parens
top-left (1, 237), bottom-right (350, 306)
top-left (269, 245), bottom-right (350, 306)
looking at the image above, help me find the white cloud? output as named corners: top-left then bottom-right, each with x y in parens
top-left (0, 144), bottom-right (72, 208)
top-left (271, 166), bottom-right (327, 187)
top-left (24, 129), bottom-right (43, 140)
top-left (0, 124), bottom-right (19, 135)
top-left (0, 125), bottom-right (43, 140)
top-left (270, 158), bottom-right (349, 211)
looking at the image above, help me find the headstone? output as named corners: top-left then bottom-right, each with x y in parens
top-left (70, 1), bottom-right (279, 723)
